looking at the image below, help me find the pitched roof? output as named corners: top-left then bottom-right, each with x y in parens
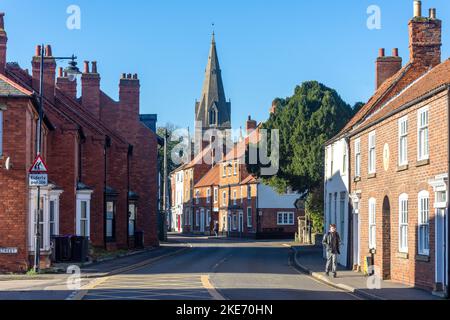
top-left (355, 59), bottom-right (450, 131)
top-left (183, 145), bottom-right (213, 169)
top-left (223, 128), bottom-right (260, 161)
top-left (194, 165), bottom-right (220, 188)
top-left (333, 62), bottom-right (430, 140)
top-left (0, 73), bottom-right (33, 97)
top-left (241, 174), bottom-right (257, 185)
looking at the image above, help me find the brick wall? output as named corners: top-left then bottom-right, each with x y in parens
top-left (350, 90), bottom-right (449, 290)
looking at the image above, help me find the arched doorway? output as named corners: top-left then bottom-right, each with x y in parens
top-left (382, 196), bottom-right (392, 280)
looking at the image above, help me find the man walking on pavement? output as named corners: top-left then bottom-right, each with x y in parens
top-left (322, 224), bottom-right (341, 278)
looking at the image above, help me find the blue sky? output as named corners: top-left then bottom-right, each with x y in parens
top-left (1, 0), bottom-right (449, 130)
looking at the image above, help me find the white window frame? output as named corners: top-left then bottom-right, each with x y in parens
top-left (234, 161), bottom-right (238, 176)
top-left (368, 198), bottom-right (376, 249)
top-left (247, 185), bottom-right (252, 200)
top-left (399, 194), bottom-right (409, 253)
top-left (195, 190), bottom-right (200, 204)
top-left (206, 188), bottom-right (211, 204)
top-left (277, 212), bottom-right (295, 226)
top-left (355, 139), bottom-right (361, 178)
top-left (418, 190), bottom-right (430, 256)
top-left (342, 143), bottom-right (347, 175)
top-left (222, 191), bottom-right (227, 206)
top-left (398, 116), bottom-right (408, 166)
top-left (233, 190), bottom-right (237, 205)
top-left (417, 107), bottom-right (429, 161)
top-left (247, 207), bottom-right (253, 228)
top-left (128, 203), bottom-right (137, 237)
top-left (214, 187), bottom-right (218, 203)
top-left (368, 131), bottom-right (376, 174)
top-left (29, 187), bottom-right (63, 252)
top-left (76, 190), bottom-right (93, 238)
top-left (223, 165), bottom-right (227, 177)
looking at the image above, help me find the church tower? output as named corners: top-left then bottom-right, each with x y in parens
top-left (195, 33), bottom-right (231, 150)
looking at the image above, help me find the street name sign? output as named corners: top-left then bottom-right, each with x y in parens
top-left (0, 247), bottom-right (18, 254)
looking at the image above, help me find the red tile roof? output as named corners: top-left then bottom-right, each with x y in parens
top-left (194, 165), bottom-right (220, 188)
top-left (355, 59), bottom-right (450, 130)
top-left (335, 62), bottom-right (431, 139)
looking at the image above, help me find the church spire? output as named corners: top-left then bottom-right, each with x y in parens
top-left (195, 32), bottom-right (231, 134)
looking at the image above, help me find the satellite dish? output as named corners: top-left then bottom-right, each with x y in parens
top-left (5, 157), bottom-right (11, 170)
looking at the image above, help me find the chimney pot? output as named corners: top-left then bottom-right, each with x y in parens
top-left (392, 48), bottom-right (399, 57)
top-left (127, 73), bottom-right (132, 79)
top-left (414, 1), bottom-right (422, 18)
top-left (35, 45), bottom-right (42, 57)
top-left (133, 73), bottom-right (138, 80)
top-left (429, 8), bottom-right (436, 19)
top-left (91, 61), bottom-right (98, 73)
top-left (45, 45), bottom-right (52, 57)
top-left (121, 73), bottom-right (126, 79)
top-left (0, 12), bottom-right (5, 29)
top-left (379, 48), bottom-right (385, 57)
top-left (83, 61), bottom-right (89, 73)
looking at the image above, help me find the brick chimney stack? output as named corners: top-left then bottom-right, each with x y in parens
top-left (119, 73), bottom-right (140, 119)
top-left (0, 13), bottom-right (8, 74)
top-left (56, 67), bottom-right (77, 100)
top-left (81, 61), bottom-right (101, 118)
top-left (246, 115), bottom-right (257, 135)
top-left (376, 48), bottom-right (402, 89)
top-left (409, 1), bottom-right (441, 68)
top-left (32, 45), bottom-right (56, 103)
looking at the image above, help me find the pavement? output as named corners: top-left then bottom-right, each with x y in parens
top-left (291, 244), bottom-right (440, 300)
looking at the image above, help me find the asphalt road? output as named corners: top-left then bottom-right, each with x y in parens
top-left (82, 235), bottom-right (360, 300)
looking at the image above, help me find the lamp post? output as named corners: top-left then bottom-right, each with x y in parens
top-left (33, 45), bottom-right (80, 273)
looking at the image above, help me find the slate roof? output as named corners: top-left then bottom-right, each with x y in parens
top-left (0, 73), bottom-right (33, 97)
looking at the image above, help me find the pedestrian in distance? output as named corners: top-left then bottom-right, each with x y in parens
top-left (322, 224), bottom-right (341, 278)
top-left (214, 221), bottom-right (219, 237)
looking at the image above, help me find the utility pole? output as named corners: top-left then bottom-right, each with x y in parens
top-left (162, 128), bottom-right (169, 241)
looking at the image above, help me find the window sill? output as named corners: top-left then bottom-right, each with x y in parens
top-left (367, 173), bottom-right (377, 179)
top-left (416, 254), bottom-right (430, 262)
top-left (416, 159), bottom-right (430, 167)
top-left (397, 164), bottom-right (409, 172)
top-left (396, 252), bottom-right (409, 260)
top-left (354, 177), bottom-right (361, 183)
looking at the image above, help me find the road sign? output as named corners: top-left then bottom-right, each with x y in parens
top-left (0, 247), bottom-right (18, 254)
top-left (29, 155), bottom-right (48, 174)
top-left (29, 173), bottom-right (48, 187)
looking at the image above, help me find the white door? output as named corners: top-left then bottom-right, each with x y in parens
top-left (435, 208), bottom-right (447, 289)
top-left (239, 211), bottom-right (244, 233)
top-left (200, 209), bottom-right (205, 233)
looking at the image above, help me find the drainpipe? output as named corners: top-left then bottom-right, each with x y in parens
top-left (126, 145), bottom-right (132, 248)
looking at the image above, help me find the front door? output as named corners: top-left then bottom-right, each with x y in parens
top-left (436, 208), bottom-right (447, 291)
top-left (382, 196), bottom-right (391, 280)
top-left (177, 215), bottom-right (181, 232)
top-left (200, 209), bottom-right (205, 233)
top-left (239, 211), bottom-right (244, 235)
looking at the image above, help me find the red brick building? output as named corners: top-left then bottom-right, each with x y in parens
top-left (0, 12), bottom-right (159, 272)
top-left (326, 2), bottom-right (449, 294)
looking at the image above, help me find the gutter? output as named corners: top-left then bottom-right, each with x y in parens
top-left (349, 84), bottom-right (450, 139)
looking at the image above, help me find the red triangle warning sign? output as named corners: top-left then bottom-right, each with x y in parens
top-left (29, 155), bottom-right (48, 174)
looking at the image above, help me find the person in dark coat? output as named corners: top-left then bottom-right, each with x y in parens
top-left (322, 224), bottom-right (341, 278)
top-left (214, 221), bottom-right (219, 237)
